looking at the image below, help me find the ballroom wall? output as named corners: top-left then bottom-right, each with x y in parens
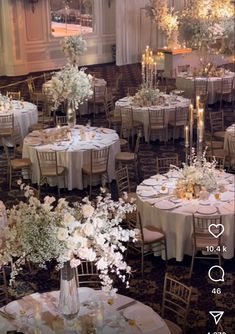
top-left (0, 0), bottom-right (116, 76)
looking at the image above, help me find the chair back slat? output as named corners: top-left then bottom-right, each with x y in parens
top-left (0, 114), bottom-right (14, 130)
top-left (91, 147), bottom-right (109, 173)
top-left (156, 155), bottom-right (179, 174)
top-left (56, 115), bottom-right (68, 126)
top-left (76, 261), bottom-right (101, 289)
top-left (175, 106), bottom-right (189, 124)
top-left (192, 215), bottom-right (223, 248)
top-left (209, 111), bottom-right (224, 133)
top-left (115, 166), bottom-right (131, 195)
top-left (148, 109), bottom-right (165, 126)
top-left (6, 91), bottom-right (21, 100)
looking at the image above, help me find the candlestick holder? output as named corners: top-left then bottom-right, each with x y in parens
top-left (185, 144), bottom-right (189, 166)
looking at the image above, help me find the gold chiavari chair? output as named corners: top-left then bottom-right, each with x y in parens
top-left (148, 108), bottom-right (168, 144)
top-left (162, 274), bottom-right (192, 334)
top-left (209, 111), bottom-right (225, 140)
top-left (115, 166), bottom-right (137, 203)
top-left (120, 107), bottom-right (143, 146)
top-left (115, 132), bottom-right (141, 182)
top-left (156, 155), bottom-right (179, 174)
top-left (206, 155), bottom-right (225, 170)
top-left (127, 212), bottom-right (167, 277)
top-left (194, 78), bottom-right (208, 109)
top-left (82, 147), bottom-right (110, 197)
top-left (168, 106), bottom-right (189, 143)
top-left (190, 215), bottom-right (223, 278)
top-left (104, 95), bottom-right (121, 129)
top-left (126, 86), bottom-right (139, 96)
top-left (89, 85), bottom-right (107, 116)
top-left (55, 115), bottom-right (68, 127)
top-left (3, 142), bottom-right (32, 190)
top-left (216, 77), bottom-right (233, 110)
top-left (6, 91), bottom-right (21, 100)
top-left (76, 261), bottom-right (101, 289)
top-left (36, 150), bottom-right (67, 197)
top-left (0, 114), bottom-right (14, 138)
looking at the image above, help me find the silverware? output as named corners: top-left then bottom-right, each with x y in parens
top-left (116, 300), bottom-right (137, 311)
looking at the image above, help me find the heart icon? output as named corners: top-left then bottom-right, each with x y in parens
top-left (208, 224), bottom-right (224, 238)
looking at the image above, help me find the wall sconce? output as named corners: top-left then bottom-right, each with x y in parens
top-left (28, 0), bottom-right (39, 13)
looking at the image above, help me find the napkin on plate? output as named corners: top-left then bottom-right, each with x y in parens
top-left (124, 304), bottom-right (164, 332)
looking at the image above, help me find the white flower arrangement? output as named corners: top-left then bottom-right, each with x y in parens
top-left (174, 149), bottom-right (217, 200)
top-left (44, 64), bottom-right (93, 111)
top-left (61, 35), bottom-right (87, 64)
top-left (0, 184), bottom-right (138, 294)
top-left (0, 93), bottom-right (9, 103)
top-left (145, 0), bottom-right (178, 38)
top-left (132, 87), bottom-right (161, 107)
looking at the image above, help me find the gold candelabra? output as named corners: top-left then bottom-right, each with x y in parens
top-left (141, 46), bottom-right (157, 89)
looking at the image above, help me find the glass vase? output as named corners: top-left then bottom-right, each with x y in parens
top-left (67, 101), bottom-right (76, 128)
top-left (58, 261), bottom-right (80, 320)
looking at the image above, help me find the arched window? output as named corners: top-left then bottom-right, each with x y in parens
top-left (50, 0), bottom-right (94, 37)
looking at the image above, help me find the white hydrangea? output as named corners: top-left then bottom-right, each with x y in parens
top-left (61, 35), bottom-right (87, 64)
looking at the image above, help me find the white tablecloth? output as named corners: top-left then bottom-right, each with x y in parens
top-left (137, 171), bottom-right (235, 261)
top-left (22, 126), bottom-right (120, 190)
top-left (0, 101), bottom-right (38, 139)
top-left (0, 288), bottom-right (170, 334)
top-left (224, 124), bottom-right (235, 167)
top-left (176, 73), bottom-right (235, 104)
top-left (115, 95), bottom-right (190, 142)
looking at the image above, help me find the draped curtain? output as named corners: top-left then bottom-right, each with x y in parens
top-left (115, 0), bottom-right (186, 65)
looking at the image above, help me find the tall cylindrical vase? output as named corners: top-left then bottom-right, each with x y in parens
top-left (67, 101), bottom-right (76, 128)
top-left (58, 261), bottom-right (80, 320)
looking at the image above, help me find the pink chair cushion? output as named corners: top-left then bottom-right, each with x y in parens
top-left (143, 228), bottom-right (164, 243)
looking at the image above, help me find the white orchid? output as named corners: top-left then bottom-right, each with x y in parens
top-left (0, 184), bottom-right (137, 294)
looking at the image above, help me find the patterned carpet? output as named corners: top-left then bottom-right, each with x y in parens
top-left (0, 63), bottom-right (235, 333)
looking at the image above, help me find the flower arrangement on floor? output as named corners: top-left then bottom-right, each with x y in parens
top-left (174, 149), bottom-right (217, 200)
top-left (44, 64), bottom-right (93, 111)
top-left (132, 87), bottom-right (162, 107)
top-left (61, 35), bottom-right (87, 65)
top-left (0, 184), bottom-right (137, 294)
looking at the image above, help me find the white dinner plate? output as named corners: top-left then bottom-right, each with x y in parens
top-left (154, 200), bottom-right (177, 210)
top-left (138, 189), bottom-right (156, 197)
top-left (196, 205), bottom-right (217, 215)
top-left (142, 179), bottom-right (159, 186)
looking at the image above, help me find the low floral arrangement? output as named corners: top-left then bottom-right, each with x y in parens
top-left (0, 93), bottom-right (9, 104)
top-left (0, 184), bottom-right (137, 294)
top-left (61, 35), bottom-right (87, 64)
top-left (132, 87), bottom-right (162, 107)
top-left (44, 64), bottom-right (93, 111)
top-left (174, 150), bottom-right (217, 200)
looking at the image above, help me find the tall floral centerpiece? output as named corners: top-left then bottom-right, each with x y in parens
top-left (61, 35), bottom-right (87, 65)
top-left (145, 0), bottom-right (179, 49)
top-left (44, 64), bottom-right (93, 127)
top-left (174, 150), bottom-right (217, 200)
top-left (0, 184), bottom-right (137, 319)
top-left (178, 0), bottom-right (234, 54)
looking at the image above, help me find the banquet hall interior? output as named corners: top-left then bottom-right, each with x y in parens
top-left (0, 0), bottom-right (234, 333)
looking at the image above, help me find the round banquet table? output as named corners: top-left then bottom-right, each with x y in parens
top-left (0, 288), bottom-right (170, 334)
top-left (43, 78), bottom-right (107, 115)
top-left (115, 95), bottom-right (190, 142)
top-left (22, 126), bottom-right (120, 191)
top-left (0, 100), bottom-right (38, 139)
top-left (137, 170), bottom-right (235, 262)
top-left (176, 72), bottom-right (235, 104)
